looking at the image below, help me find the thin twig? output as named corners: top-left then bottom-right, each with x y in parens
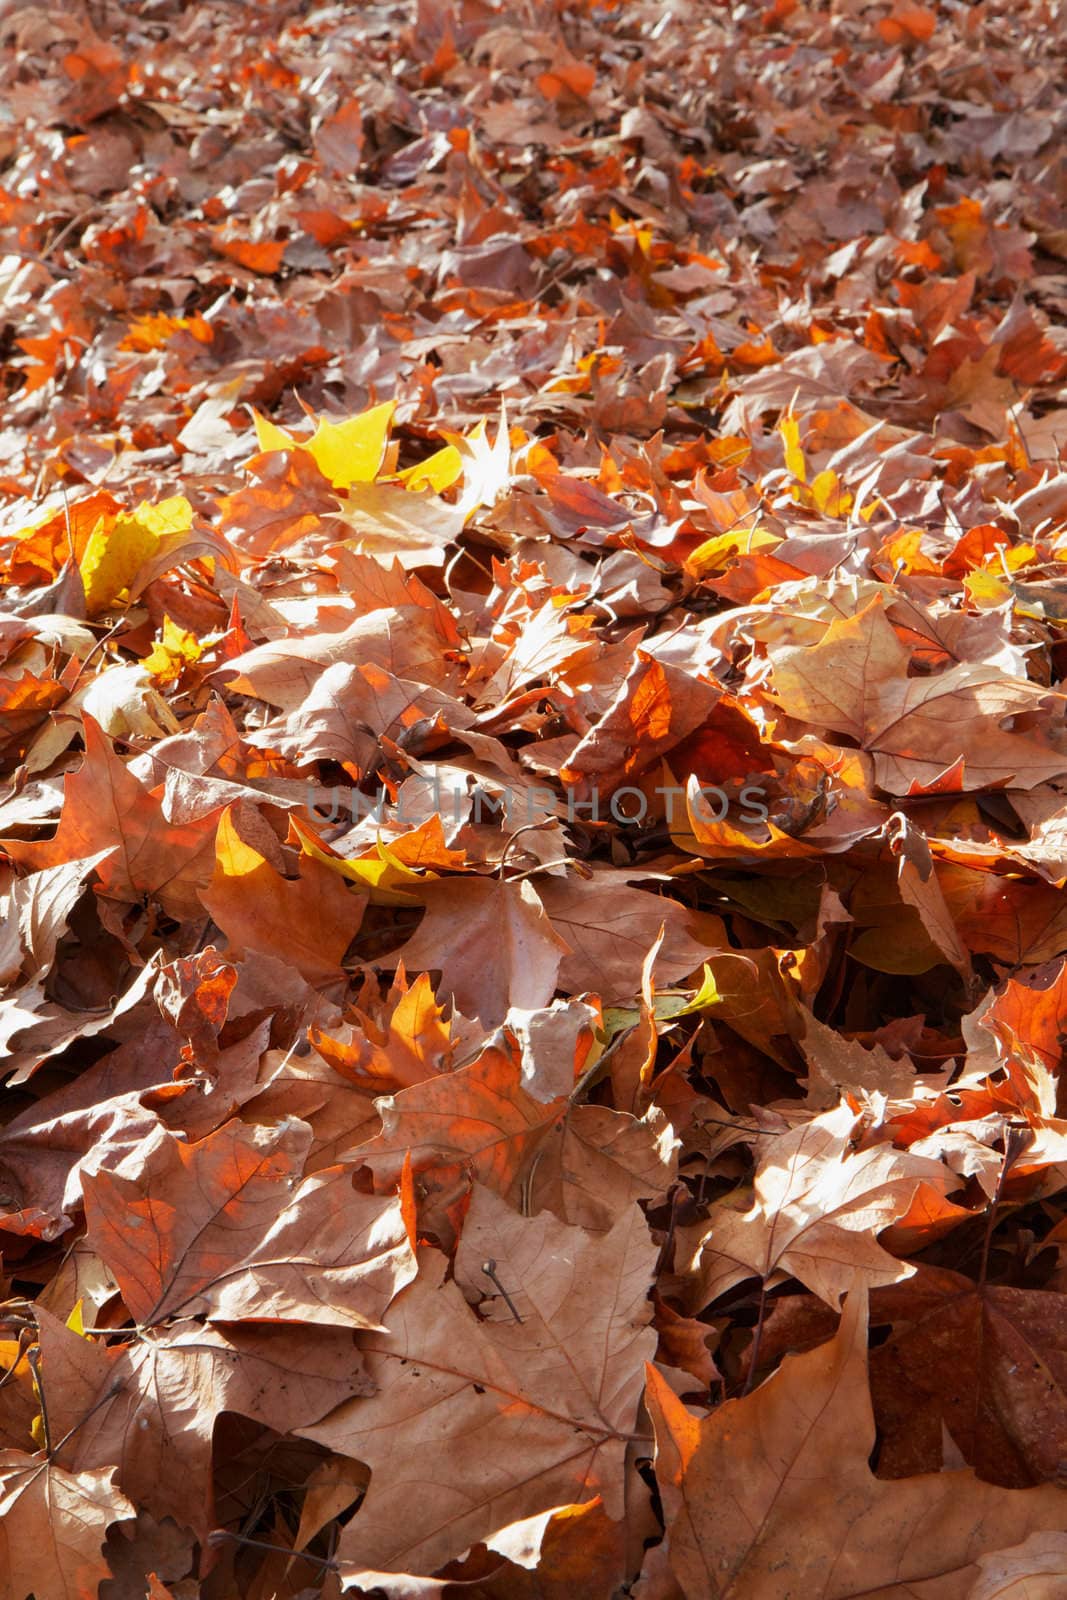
top-left (52, 1381), bottom-right (125, 1456)
top-left (206, 1530), bottom-right (338, 1571)
top-left (653, 1183), bottom-right (681, 1278)
top-left (482, 1259), bottom-right (524, 1323)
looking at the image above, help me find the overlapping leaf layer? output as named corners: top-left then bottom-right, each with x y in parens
top-left (3, 0), bottom-right (1067, 1595)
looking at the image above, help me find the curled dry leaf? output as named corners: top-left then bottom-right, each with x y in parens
top-left (674, 1100), bottom-right (963, 1311)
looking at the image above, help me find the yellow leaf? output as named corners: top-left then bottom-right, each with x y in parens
top-left (780, 411), bottom-right (807, 482)
top-left (142, 616), bottom-right (206, 684)
top-left (988, 541), bottom-right (1036, 573)
top-left (809, 468), bottom-right (853, 517)
top-left (344, 840), bottom-right (427, 904)
top-left (677, 963), bottom-right (722, 1014)
top-left (251, 408), bottom-right (296, 455)
top-left (290, 815), bottom-right (426, 904)
top-left (80, 514), bottom-right (151, 613)
top-left (250, 402), bottom-right (396, 488)
top-left (79, 496), bottom-right (193, 614)
top-left (878, 528), bottom-right (940, 577)
top-left (964, 568), bottom-right (1011, 609)
top-left (67, 1299), bottom-right (89, 1337)
top-left (686, 525), bottom-right (780, 576)
top-left (214, 807), bottom-right (261, 880)
top-left (130, 496), bottom-right (195, 541)
top-left (436, 408), bottom-right (511, 518)
top-left (308, 403), bottom-right (396, 487)
top-left (396, 443), bottom-right (464, 494)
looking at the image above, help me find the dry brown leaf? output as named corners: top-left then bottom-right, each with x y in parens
top-left (647, 1282), bottom-right (1067, 1599)
top-left (200, 805), bottom-right (365, 987)
top-left (83, 1117), bottom-right (415, 1328)
top-left (3, 717), bottom-right (219, 920)
top-left (5, 0), bottom-right (1067, 1586)
top-left (393, 876), bottom-right (571, 1027)
top-left (62, 1322), bottom-right (369, 1537)
top-left (356, 1039), bottom-right (676, 1230)
top-left (535, 874), bottom-right (710, 999)
top-left (675, 1100), bottom-right (960, 1310)
top-left (0, 1453), bottom-right (135, 1600)
top-left (302, 1186), bottom-right (656, 1578)
top-left (769, 600), bottom-right (1067, 793)
top-left (968, 1533), bottom-right (1067, 1600)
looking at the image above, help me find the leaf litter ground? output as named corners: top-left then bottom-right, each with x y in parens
top-left (2, 0), bottom-right (1067, 1595)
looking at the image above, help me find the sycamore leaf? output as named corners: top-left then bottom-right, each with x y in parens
top-left (290, 814), bottom-right (431, 904)
top-left (863, 1266), bottom-right (1067, 1486)
top-left (141, 616), bottom-right (206, 684)
top-left (82, 1117), bottom-right (416, 1328)
top-left (210, 606), bottom-right (458, 712)
top-left (301, 1186), bottom-right (656, 1578)
top-left (535, 875), bottom-right (712, 1000)
top-left (675, 1100), bottom-right (961, 1311)
top-left (0, 1454), bottom-right (135, 1600)
top-left (393, 876), bottom-right (571, 1027)
top-left (646, 1283), bottom-right (1067, 1600)
top-left (356, 1038), bottom-right (676, 1231)
top-left (969, 1534), bottom-right (1067, 1600)
top-left (9, 5), bottom-right (1067, 1589)
top-left (309, 968), bottom-right (455, 1094)
top-left (558, 654), bottom-right (720, 797)
top-left (2, 716), bottom-right (219, 921)
top-left (395, 442), bottom-right (464, 493)
top-left (439, 405), bottom-right (512, 518)
top-left (768, 598), bottom-right (1067, 793)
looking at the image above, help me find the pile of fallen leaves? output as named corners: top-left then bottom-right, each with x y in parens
top-left (3, 0), bottom-right (1067, 1593)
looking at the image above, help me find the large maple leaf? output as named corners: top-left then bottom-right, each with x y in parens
top-left (647, 1281), bottom-right (1067, 1599)
top-left (82, 1118), bottom-right (416, 1328)
top-left (301, 1186), bottom-right (656, 1578)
